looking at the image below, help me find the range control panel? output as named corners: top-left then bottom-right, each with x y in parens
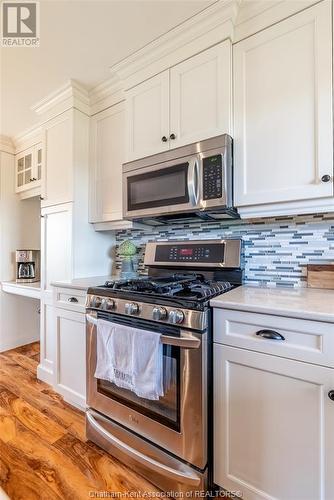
top-left (155, 242), bottom-right (225, 263)
top-left (202, 154), bottom-right (223, 200)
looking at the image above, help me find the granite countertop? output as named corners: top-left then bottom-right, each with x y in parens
top-left (210, 285), bottom-right (334, 323)
top-left (51, 275), bottom-right (119, 291)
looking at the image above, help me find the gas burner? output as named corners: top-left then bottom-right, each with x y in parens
top-left (103, 274), bottom-right (232, 302)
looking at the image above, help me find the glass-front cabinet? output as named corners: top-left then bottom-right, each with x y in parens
top-left (15, 143), bottom-right (42, 194)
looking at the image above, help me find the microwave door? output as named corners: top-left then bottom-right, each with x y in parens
top-left (124, 157), bottom-right (200, 219)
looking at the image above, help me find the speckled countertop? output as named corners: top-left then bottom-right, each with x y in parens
top-left (210, 285), bottom-right (334, 323)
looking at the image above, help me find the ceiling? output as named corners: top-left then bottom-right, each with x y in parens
top-left (0, 0), bottom-right (214, 138)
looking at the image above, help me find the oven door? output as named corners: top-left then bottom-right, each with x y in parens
top-left (123, 156), bottom-right (201, 219)
top-left (86, 310), bottom-right (207, 470)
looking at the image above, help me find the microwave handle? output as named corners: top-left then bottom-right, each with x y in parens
top-left (187, 157), bottom-right (200, 206)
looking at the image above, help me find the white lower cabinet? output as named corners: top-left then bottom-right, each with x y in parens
top-left (55, 306), bottom-right (86, 409)
top-left (214, 343), bottom-right (334, 500)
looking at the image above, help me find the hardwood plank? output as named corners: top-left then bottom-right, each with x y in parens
top-left (6, 342), bottom-right (40, 358)
top-left (0, 355), bottom-right (45, 392)
top-left (0, 368), bottom-right (85, 440)
top-left (0, 385), bottom-right (67, 444)
top-left (0, 342), bottom-right (159, 499)
top-left (0, 437), bottom-right (62, 500)
top-left (1, 419), bottom-right (98, 499)
top-left (4, 350), bottom-right (38, 374)
top-left (54, 432), bottom-right (158, 495)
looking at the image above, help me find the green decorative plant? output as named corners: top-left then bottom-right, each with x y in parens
top-left (118, 240), bottom-right (137, 261)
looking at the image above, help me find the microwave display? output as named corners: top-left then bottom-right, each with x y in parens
top-left (203, 154), bottom-right (223, 200)
top-left (155, 243), bottom-right (225, 263)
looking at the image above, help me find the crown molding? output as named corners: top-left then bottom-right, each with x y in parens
top-left (110, 0), bottom-right (240, 88)
top-left (14, 124), bottom-right (42, 153)
top-left (234, 0), bottom-right (319, 42)
top-left (31, 79), bottom-right (90, 121)
top-left (0, 135), bottom-right (14, 154)
top-left (89, 75), bottom-right (125, 115)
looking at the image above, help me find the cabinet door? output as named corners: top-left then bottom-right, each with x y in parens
top-left (89, 102), bottom-right (125, 223)
top-left (55, 307), bottom-right (86, 409)
top-left (214, 344), bottom-right (334, 500)
top-left (126, 71), bottom-right (169, 161)
top-left (42, 111), bottom-right (73, 207)
top-left (15, 147), bottom-right (35, 192)
top-left (170, 41), bottom-right (231, 148)
top-left (41, 203), bottom-right (72, 294)
top-left (234, 1), bottom-right (333, 207)
top-left (35, 143), bottom-right (42, 182)
top-left (38, 203), bottom-right (73, 385)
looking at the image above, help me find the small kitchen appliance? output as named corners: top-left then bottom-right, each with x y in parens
top-left (16, 249), bottom-right (40, 283)
top-left (122, 134), bottom-right (238, 224)
top-left (86, 239), bottom-right (242, 493)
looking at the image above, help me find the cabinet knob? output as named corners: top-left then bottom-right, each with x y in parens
top-left (169, 133), bottom-right (176, 140)
top-left (328, 390), bottom-right (334, 401)
top-left (39, 196), bottom-right (44, 201)
top-left (68, 297), bottom-right (79, 303)
top-left (256, 329), bottom-right (285, 341)
top-left (321, 174), bottom-right (332, 183)
top-left (161, 136), bottom-right (168, 142)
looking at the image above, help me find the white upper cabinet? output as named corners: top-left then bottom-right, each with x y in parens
top-left (15, 143), bottom-right (42, 195)
top-left (126, 40), bottom-right (232, 161)
top-left (126, 71), bottom-right (169, 161)
top-left (89, 102), bottom-right (126, 223)
top-left (233, 1), bottom-right (333, 209)
top-left (42, 111), bottom-right (73, 207)
top-left (170, 41), bottom-right (231, 148)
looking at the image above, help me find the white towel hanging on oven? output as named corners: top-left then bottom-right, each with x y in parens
top-left (94, 319), bottom-right (164, 400)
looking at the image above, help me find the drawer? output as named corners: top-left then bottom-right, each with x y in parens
top-left (214, 308), bottom-right (334, 368)
top-left (54, 287), bottom-right (86, 313)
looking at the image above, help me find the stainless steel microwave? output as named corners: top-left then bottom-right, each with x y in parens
top-left (122, 134), bottom-right (238, 224)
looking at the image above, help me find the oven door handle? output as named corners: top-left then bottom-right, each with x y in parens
top-left (86, 410), bottom-right (201, 486)
top-left (161, 334), bottom-right (200, 349)
top-left (87, 316), bottom-right (200, 349)
top-left (187, 157), bottom-right (200, 206)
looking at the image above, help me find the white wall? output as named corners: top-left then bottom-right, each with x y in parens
top-left (0, 150), bottom-right (40, 351)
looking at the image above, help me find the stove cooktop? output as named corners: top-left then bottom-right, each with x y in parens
top-left (98, 273), bottom-right (232, 302)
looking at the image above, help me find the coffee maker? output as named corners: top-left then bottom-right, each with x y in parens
top-left (16, 250), bottom-right (40, 283)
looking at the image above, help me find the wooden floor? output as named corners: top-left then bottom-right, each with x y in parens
top-left (0, 342), bottom-right (158, 499)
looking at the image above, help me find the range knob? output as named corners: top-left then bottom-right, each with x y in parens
top-left (92, 296), bottom-right (102, 308)
top-left (152, 306), bottom-right (167, 321)
top-left (106, 298), bottom-right (115, 310)
top-left (101, 298), bottom-right (115, 310)
top-left (125, 302), bottom-right (139, 315)
top-left (168, 309), bottom-right (184, 324)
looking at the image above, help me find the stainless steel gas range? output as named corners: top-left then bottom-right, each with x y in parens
top-left (86, 239), bottom-right (242, 493)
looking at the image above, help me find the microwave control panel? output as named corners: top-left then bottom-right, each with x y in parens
top-left (202, 154), bottom-right (223, 200)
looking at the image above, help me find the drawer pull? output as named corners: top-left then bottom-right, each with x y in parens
top-left (328, 390), bottom-right (334, 402)
top-left (256, 329), bottom-right (285, 341)
top-left (68, 297), bottom-right (79, 303)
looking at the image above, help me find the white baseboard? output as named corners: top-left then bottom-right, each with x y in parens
top-left (58, 384), bottom-right (86, 411)
top-left (0, 334), bottom-right (39, 353)
top-left (37, 363), bottom-right (54, 386)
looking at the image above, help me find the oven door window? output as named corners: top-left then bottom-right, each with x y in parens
top-left (95, 316), bottom-right (181, 432)
top-left (127, 163), bottom-right (189, 212)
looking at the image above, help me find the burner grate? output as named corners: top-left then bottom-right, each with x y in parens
top-left (103, 274), bottom-right (232, 301)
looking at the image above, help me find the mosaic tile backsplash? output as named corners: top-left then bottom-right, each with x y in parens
top-left (114, 213), bottom-right (334, 287)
